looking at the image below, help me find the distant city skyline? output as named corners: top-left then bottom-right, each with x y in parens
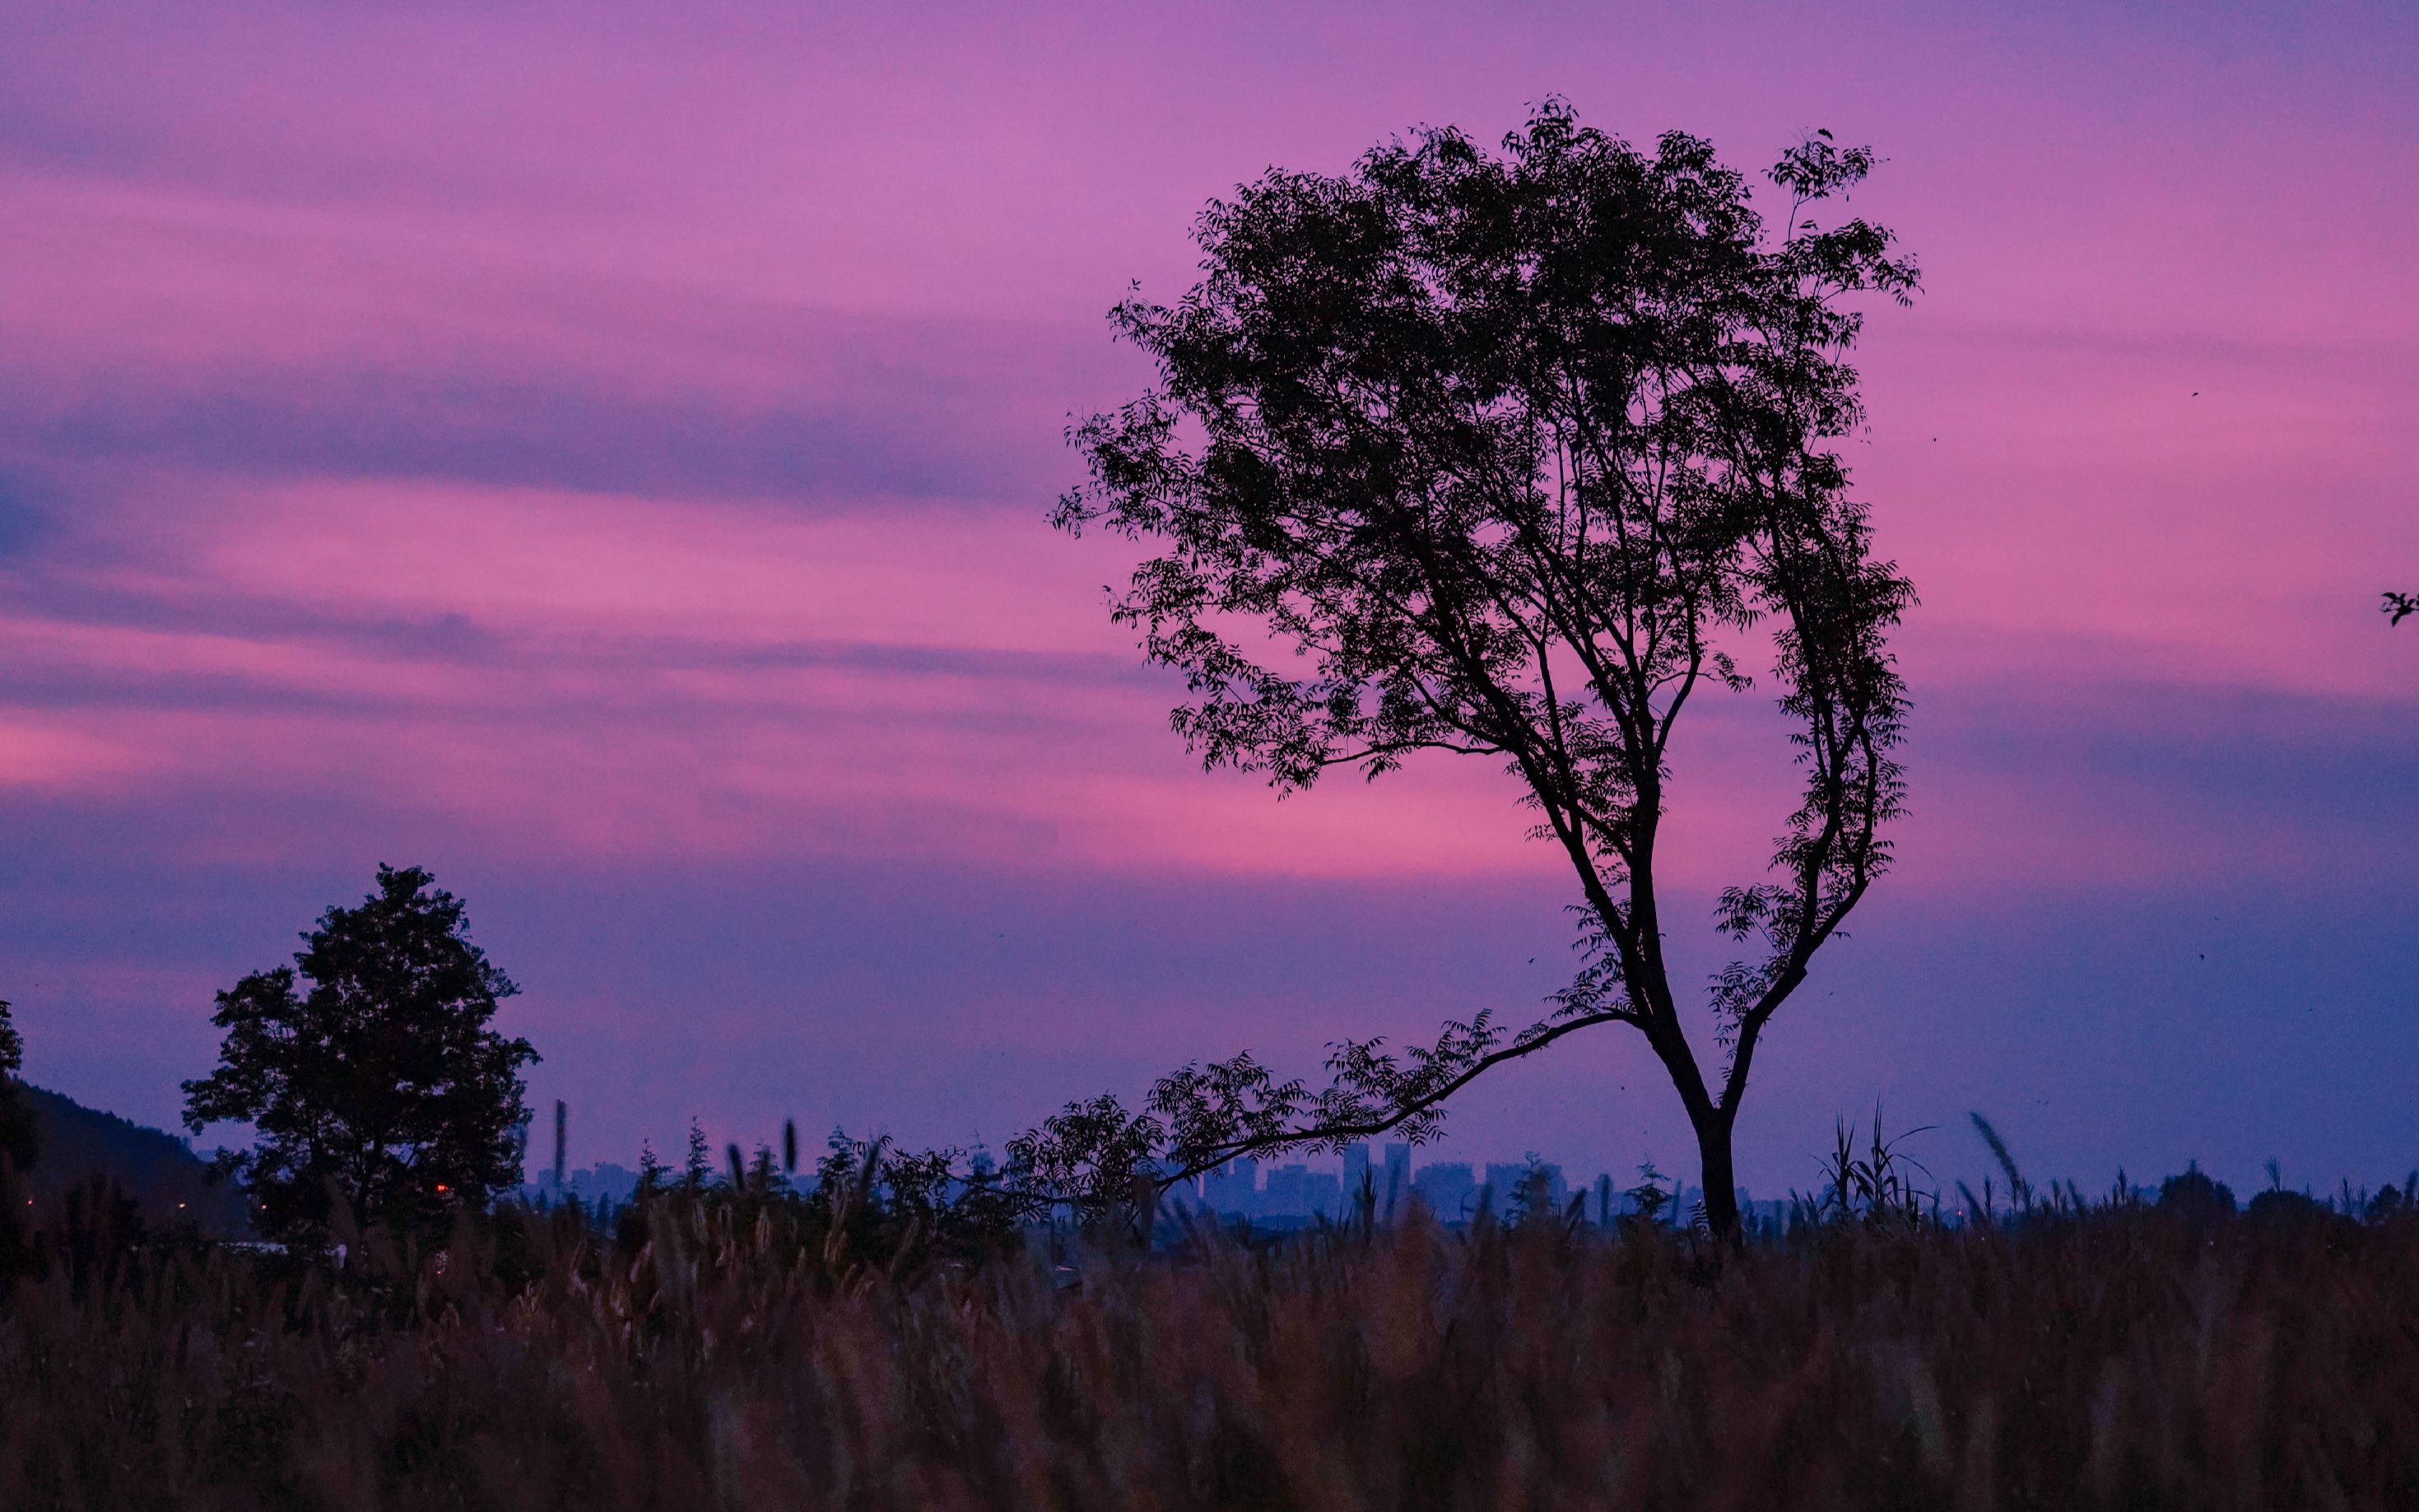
top-left (526, 1142), bottom-right (1787, 1230)
top-left (521, 1133), bottom-right (2366, 1231)
top-left (1192, 1146), bottom-right (1704, 1226)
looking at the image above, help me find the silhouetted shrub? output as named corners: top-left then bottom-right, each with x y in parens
top-left (2156, 1161), bottom-right (2237, 1223)
top-left (2245, 1186), bottom-right (2323, 1229)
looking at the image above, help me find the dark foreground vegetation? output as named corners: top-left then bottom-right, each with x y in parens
top-left (4, 1182), bottom-right (2417, 1511)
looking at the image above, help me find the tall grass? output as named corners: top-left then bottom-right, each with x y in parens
top-left (2, 1186), bottom-right (2416, 1510)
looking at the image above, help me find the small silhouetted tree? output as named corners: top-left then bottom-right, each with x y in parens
top-left (1049, 102), bottom-right (1918, 1240)
top-left (0, 999), bottom-right (35, 1274)
top-left (0, 1000), bottom-right (32, 1176)
top-left (182, 865), bottom-right (538, 1245)
top-left (2387, 591), bottom-right (2417, 626)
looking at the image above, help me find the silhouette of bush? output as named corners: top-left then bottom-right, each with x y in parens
top-left (2157, 1163), bottom-right (2237, 1218)
top-left (2366, 1179), bottom-right (2415, 1222)
top-left (2245, 1187), bottom-right (2323, 1228)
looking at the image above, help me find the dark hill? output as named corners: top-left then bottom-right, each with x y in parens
top-left (21, 1086), bottom-right (249, 1236)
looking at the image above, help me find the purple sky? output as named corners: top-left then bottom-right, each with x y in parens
top-left (2, 2), bottom-right (2414, 1194)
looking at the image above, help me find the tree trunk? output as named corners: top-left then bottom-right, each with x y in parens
top-left (1694, 1114), bottom-right (1741, 1241)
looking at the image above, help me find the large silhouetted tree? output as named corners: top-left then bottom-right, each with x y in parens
top-left (184, 865), bottom-right (537, 1244)
top-left (1047, 102), bottom-right (1919, 1239)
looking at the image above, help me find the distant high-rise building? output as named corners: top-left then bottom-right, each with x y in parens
top-left (1414, 1161), bottom-right (1476, 1220)
top-left (1539, 1161), bottom-right (1569, 1213)
top-left (1264, 1163), bottom-right (1311, 1216)
top-left (1342, 1143), bottom-right (1371, 1205)
top-left (1152, 1159), bottom-right (1202, 1206)
top-left (1383, 1143), bottom-right (1412, 1210)
top-left (1305, 1170), bottom-right (1342, 1218)
top-left (1203, 1156), bottom-right (1259, 1217)
top-left (1477, 1161), bottom-right (1568, 1217)
top-left (538, 1162), bottom-right (638, 1209)
top-left (1482, 1162), bottom-right (1526, 1211)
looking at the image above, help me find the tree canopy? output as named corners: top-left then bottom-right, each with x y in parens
top-left (1048, 102), bottom-right (1919, 1236)
top-left (183, 865), bottom-right (537, 1244)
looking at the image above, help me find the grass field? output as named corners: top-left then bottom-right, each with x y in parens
top-left (3, 1184), bottom-right (2416, 1510)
